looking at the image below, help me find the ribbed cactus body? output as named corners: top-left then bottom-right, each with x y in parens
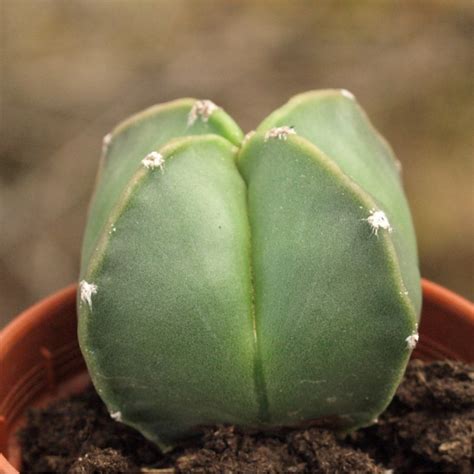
top-left (78, 90), bottom-right (421, 449)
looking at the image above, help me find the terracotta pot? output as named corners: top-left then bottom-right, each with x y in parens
top-left (0, 280), bottom-right (472, 473)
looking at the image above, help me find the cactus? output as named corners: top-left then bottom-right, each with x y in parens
top-left (78, 90), bottom-right (421, 450)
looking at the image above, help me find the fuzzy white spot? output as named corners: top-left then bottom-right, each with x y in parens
top-left (365, 209), bottom-right (392, 235)
top-left (406, 331), bottom-right (419, 350)
top-left (80, 280), bottom-right (97, 309)
top-left (102, 133), bottom-right (112, 155)
top-left (339, 414), bottom-right (354, 422)
top-left (264, 126), bottom-right (296, 142)
top-left (142, 151), bottom-right (165, 172)
top-left (110, 411), bottom-right (122, 422)
top-left (326, 396), bottom-right (337, 403)
top-left (395, 159), bottom-right (403, 174)
top-left (188, 100), bottom-right (219, 126)
top-left (340, 89), bottom-right (355, 100)
top-left (243, 130), bottom-right (256, 144)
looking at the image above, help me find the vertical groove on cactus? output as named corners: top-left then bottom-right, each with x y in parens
top-left (244, 191), bottom-right (270, 424)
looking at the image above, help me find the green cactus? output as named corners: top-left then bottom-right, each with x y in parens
top-left (78, 90), bottom-right (421, 450)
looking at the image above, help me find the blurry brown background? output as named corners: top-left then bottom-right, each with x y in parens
top-left (1, 0), bottom-right (473, 327)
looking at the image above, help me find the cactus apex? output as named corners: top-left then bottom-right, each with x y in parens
top-left (187, 99), bottom-right (219, 126)
top-left (79, 280), bottom-right (97, 309)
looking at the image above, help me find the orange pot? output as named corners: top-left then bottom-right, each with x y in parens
top-left (0, 280), bottom-right (473, 473)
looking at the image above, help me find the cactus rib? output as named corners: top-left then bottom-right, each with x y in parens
top-left (82, 99), bottom-right (243, 269)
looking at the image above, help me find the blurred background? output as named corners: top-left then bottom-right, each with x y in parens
top-left (1, 0), bottom-right (473, 327)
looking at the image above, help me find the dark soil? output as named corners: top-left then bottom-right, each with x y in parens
top-left (19, 360), bottom-right (474, 473)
